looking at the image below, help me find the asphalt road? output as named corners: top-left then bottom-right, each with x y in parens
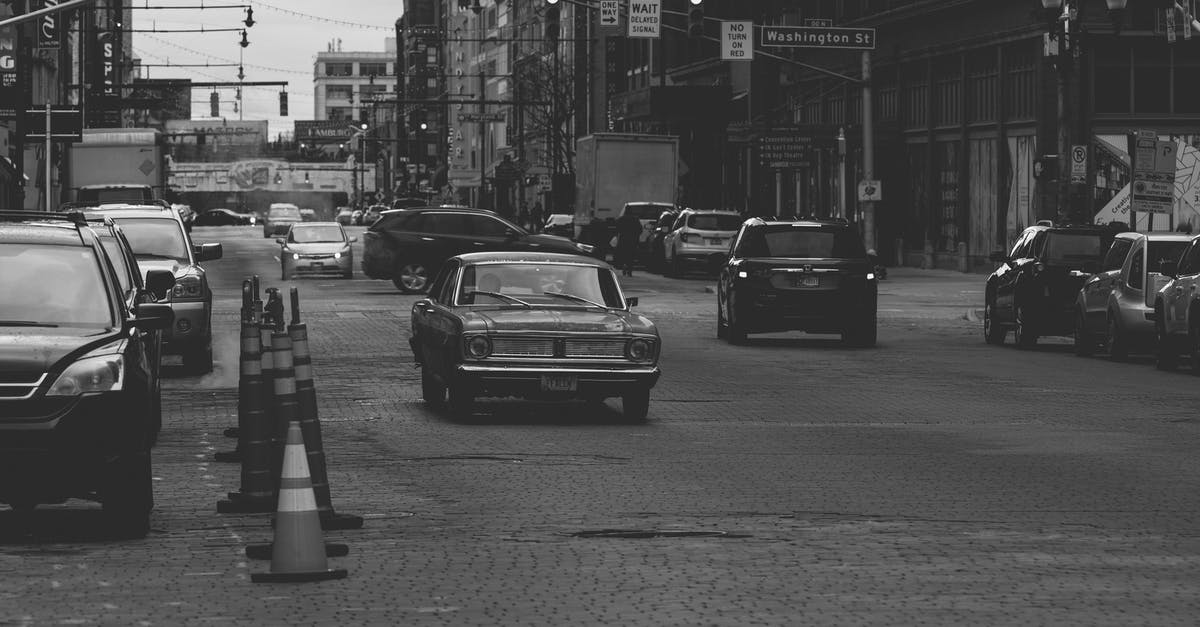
top-left (3, 225), bottom-right (1199, 626)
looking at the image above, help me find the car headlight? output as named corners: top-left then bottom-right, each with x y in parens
top-left (171, 274), bottom-right (204, 300)
top-left (46, 352), bottom-right (124, 396)
top-left (626, 338), bottom-right (654, 362)
top-left (334, 252), bottom-right (342, 259)
top-left (465, 335), bottom-right (492, 358)
top-left (575, 242), bottom-right (595, 254)
top-left (292, 253), bottom-right (301, 260)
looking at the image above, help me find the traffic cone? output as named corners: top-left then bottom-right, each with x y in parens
top-left (216, 320), bottom-right (276, 514)
top-left (287, 287), bottom-right (363, 531)
top-left (215, 282), bottom-right (256, 462)
top-left (250, 421), bottom-right (348, 583)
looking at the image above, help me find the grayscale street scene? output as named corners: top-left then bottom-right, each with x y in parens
top-left (2, 0), bottom-right (1199, 625)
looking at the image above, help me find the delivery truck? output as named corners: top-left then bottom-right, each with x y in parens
top-left (67, 128), bottom-right (166, 202)
top-left (574, 133), bottom-right (679, 241)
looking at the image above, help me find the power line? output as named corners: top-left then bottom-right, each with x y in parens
top-left (248, 0), bottom-right (391, 31)
top-left (137, 33), bottom-right (311, 75)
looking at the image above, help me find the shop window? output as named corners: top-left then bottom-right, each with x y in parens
top-left (935, 141), bottom-right (960, 252)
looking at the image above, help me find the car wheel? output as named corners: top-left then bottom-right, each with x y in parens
top-left (983, 300), bottom-right (1006, 345)
top-left (1106, 315), bottom-right (1128, 361)
top-left (393, 261), bottom-right (430, 294)
top-left (1013, 304), bottom-right (1036, 348)
top-left (421, 367), bottom-right (446, 407)
top-left (102, 452), bottom-right (153, 539)
top-left (182, 337), bottom-right (214, 375)
top-left (621, 387), bottom-right (650, 423)
top-left (1073, 312), bottom-right (1095, 357)
top-left (446, 382), bottom-right (474, 418)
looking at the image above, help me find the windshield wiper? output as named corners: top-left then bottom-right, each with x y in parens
top-left (0, 320), bottom-right (59, 327)
top-left (464, 291), bottom-right (532, 307)
top-left (541, 292), bottom-right (606, 308)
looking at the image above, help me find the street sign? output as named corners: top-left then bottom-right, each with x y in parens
top-left (1070, 144), bottom-right (1088, 185)
top-left (22, 107), bottom-right (83, 141)
top-left (721, 21), bottom-right (754, 61)
top-left (857, 179), bottom-right (882, 202)
top-left (760, 26), bottom-right (876, 50)
top-left (628, 0), bottom-right (661, 38)
top-left (458, 112), bottom-right (504, 123)
top-left (1130, 132), bottom-right (1176, 215)
top-left (757, 131), bottom-right (821, 169)
top-left (0, 4), bottom-right (18, 120)
top-left (803, 18), bottom-right (833, 27)
top-left (599, 0), bottom-right (620, 35)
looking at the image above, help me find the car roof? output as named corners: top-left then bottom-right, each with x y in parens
top-left (746, 216), bottom-right (852, 227)
top-left (80, 205), bottom-right (179, 219)
top-left (78, 183), bottom-right (152, 189)
top-left (380, 206), bottom-right (497, 216)
top-left (679, 208), bottom-right (739, 214)
top-left (0, 211), bottom-right (96, 246)
top-left (456, 251), bottom-right (609, 267)
top-left (289, 221), bottom-right (342, 228)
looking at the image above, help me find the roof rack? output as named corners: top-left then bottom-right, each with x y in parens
top-left (0, 210), bottom-right (89, 227)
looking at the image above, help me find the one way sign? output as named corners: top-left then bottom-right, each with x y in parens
top-left (599, 0), bottom-right (620, 35)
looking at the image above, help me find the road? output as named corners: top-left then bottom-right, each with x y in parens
top-left (4, 225), bottom-right (1199, 625)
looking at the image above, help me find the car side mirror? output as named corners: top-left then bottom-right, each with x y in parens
top-left (1081, 260), bottom-right (1100, 274)
top-left (145, 269), bottom-right (176, 301)
top-left (194, 242), bottom-right (223, 262)
top-left (348, 236), bottom-right (357, 242)
top-left (988, 251), bottom-right (1008, 263)
top-left (131, 302), bottom-right (174, 330)
top-left (625, 297), bottom-right (639, 308)
top-left (276, 238), bottom-right (285, 245)
top-left (1160, 259), bottom-right (1178, 278)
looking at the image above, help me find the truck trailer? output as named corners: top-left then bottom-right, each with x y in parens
top-left (574, 133), bottom-right (679, 240)
top-left (67, 128), bottom-right (166, 202)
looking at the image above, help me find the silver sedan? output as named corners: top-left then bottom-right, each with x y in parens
top-left (278, 222), bottom-right (355, 280)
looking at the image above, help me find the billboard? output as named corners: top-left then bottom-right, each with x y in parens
top-left (294, 120), bottom-right (356, 143)
top-left (165, 119), bottom-right (268, 147)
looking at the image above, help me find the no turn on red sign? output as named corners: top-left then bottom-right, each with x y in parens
top-left (721, 21), bottom-right (754, 61)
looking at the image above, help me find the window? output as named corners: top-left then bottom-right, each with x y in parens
top-left (736, 226), bottom-right (866, 258)
top-left (1009, 230), bottom-right (1033, 258)
top-left (325, 84), bottom-right (353, 100)
top-left (417, 212), bottom-right (470, 235)
top-left (932, 58), bottom-right (961, 127)
top-left (325, 63), bottom-right (353, 77)
top-left (468, 215), bottom-right (511, 237)
top-left (1134, 42), bottom-right (1171, 114)
top-left (326, 107), bottom-right (353, 120)
top-left (359, 62), bottom-right (388, 77)
top-left (1148, 241), bottom-right (1189, 274)
top-left (967, 50), bottom-right (997, 123)
top-left (1094, 40), bottom-right (1132, 114)
top-left (1044, 232), bottom-right (1105, 265)
top-left (1180, 241), bottom-right (1200, 275)
top-left (1103, 238), bottom-right (1133, 271)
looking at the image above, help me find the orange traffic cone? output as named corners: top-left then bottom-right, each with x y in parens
top-left (250, 420), bottom-right (348, 583)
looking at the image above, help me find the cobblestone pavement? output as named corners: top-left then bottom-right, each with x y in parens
top-left (3, 227), bottom-right (1198, 625)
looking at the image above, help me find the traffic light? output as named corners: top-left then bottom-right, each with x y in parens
top-left (279, 90), bottom-right (288, 116)
top-left (688, 0), bottom-right (705, 39)
top-left (545, 1), bottom-right (561, 43)
top-left (210, 91), bottom-right (219, 117)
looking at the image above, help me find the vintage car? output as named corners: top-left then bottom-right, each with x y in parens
top-left (408, 251), bottom-right (661, 421)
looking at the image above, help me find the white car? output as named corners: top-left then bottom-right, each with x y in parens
top-left (662, 209), bottom-right (743, 276)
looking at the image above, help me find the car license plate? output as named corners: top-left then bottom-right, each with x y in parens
top-left (540, 374), bottom-right (578, 392)
top-left (793, 275), bottom-right (819, 288)
top-left (312, 262), bottom-right (324, 269)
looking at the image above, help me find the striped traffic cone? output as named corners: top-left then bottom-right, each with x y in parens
top-left (250, 421), bottom-right (348, 583)
top-left (215, 281), bottom-right (256, 462)
top-left (216, 318), bottom-right (276, 514)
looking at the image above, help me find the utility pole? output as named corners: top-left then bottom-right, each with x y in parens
top-left (861, 50), bottom-right (876, 252)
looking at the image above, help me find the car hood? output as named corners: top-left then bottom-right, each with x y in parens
top-left (136, 257), bottom-right (196, 278)
top-left (284, 242), bottom-right (349, 254)
top-left (0, 328), bottom-right (117, 373)
top-left (523, 233), bottom-right (584, 252)
top-left (465, 308), bottom-right (653, 334)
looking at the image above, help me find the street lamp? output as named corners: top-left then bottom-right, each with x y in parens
top-left (349, 123), bottom-right (369, 209)
top-left (1040, 0), bottom-right (1128, 225)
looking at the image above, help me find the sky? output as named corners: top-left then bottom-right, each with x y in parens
top-left (130, 0), bottom-right (402, 138)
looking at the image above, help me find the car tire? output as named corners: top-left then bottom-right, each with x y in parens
top-left (1014, 304), bottom-right (1037, 348)
top-left (1106, 315), bottom-right (1128, 361)
top-left (183, 337), bottom-right (214, 375)
top-left (446, 382), bottom-right (474, 418)
top-left (983, 300), bottom-right (1006, 345)
top-left (102, 452), bottom-right (153, 540)
top-left (621, 387), bottom-right (650, 423)
top-left (393, 261), bottom-right (430, 294)
top-left (421, 367), bottom-right (446, 407)
top-left (1073, 313), bottom-right (1095, 357)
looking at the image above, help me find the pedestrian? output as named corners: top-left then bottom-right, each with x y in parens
top-left (615, 209), bottom-right (642, 277)
top-left (517, 204), bottom-right (530, 230)
top-left (530, 202), bottom-right (545, 233)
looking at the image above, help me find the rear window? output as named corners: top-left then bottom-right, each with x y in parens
top-left (687, 214), bottom-right (742, 231)
top-left (1148, 241), bottom-right (1188, 273)
top-left (269, 206), bottom-right (302, 219)
top-left (1043, 232), bottom-right (1107, 265)
top-left (623, 204), bottom-right (672, 220)
top-left (737, 225), bottom-right (867, 259)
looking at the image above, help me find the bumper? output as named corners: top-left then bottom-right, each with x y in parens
top-left (454, 364), bottom-right (661, 399)
top-left (737, 286), bottom-right (876, 333)
top-left (285, 255), bottom-right (353, 276)
top-left (164, 299), bottom-right (209, 350)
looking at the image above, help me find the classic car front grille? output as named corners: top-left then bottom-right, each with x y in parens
top-left (564, 339), bottom-right (626, 358)
top-left (491, 338), bottom-right (555, 357)
top-left (0, 372), bottom-right (46, 400)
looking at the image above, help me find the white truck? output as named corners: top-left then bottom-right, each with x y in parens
top-left (573, 133), bottom-right (679, 240)
top-left (67, 128), bottom-right (166, 202)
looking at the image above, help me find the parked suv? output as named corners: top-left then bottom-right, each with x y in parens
top-left (1073, 231), bottom-right (1190, 358)
top-left (82, 204), bottom-right (223, 373)
top-left (717, 217), bottom-right (877, 346)
top-left (1153, 233), bottom-right (1200, 371)
top-left (663, 209), bottom-right (743, 276)
top-left (984, 222), bottom-right (1119, 347)
top-left (0, 211), bottom-right (174, 537)
top-left (361, 207), bottom-right (595, 293)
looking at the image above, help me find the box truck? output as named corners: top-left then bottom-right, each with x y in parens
top-left (574, 133), bottom-right (679, 242)
top-left (67, 128), bottom-right (166, 202)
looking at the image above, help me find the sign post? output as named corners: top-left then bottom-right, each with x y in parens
top-left (721, 21), bottom-right (754, 61)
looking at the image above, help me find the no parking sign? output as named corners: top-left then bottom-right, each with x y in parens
top-left (1070, 145), bottom-right (1087, 185)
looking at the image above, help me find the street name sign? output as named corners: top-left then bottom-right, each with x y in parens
top-left (721, 21), bottom-right (753, 61)
top-left (761, 26), bottom-right (876, 50)
top-left (628, 0), bottom-right (661, 38)
top-left (758, 131), bottom-right (821, 169)
top-left (599, 0), bottom-right (620, 35)
top-left (458, 112), bottom-right (505, 123)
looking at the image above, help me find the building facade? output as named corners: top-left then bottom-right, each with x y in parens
top-left (313, 38), bottom-right (398, 123)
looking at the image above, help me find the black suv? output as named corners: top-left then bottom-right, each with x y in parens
top-left (361, 206), bottom-right (596, 293)
top-left (0, 211), bottom-right (174, 537)
top-left (717, 217), bottom-right (878, 346)
top-left (984, 222), bottom-right (1120, 347)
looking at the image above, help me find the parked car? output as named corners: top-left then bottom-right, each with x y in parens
top-left (335, 206), bottom-right (354, 225)
top-left (263, 203), bottom-right (303, 237)
top-left (619, 202), bottom-right (675, 259)
top-left (278, 222), bottom-right (356, 280)
top-left (362, 204), bottom-right (386, 225)
top-left (82, 204), bottom-right (223, 373)
top-left (0, 210), bottom-right (174, 538)
top-left (543, 213), bottom-right (574, 238)
top-left (984, 222), bottom-right (1119, 347)
top-left (408, 251), bottom-right (661, 420)
top-left (361, 206), bottom-right (595, 294)
top-left (1153, 233), bottom-right (1200, 370)
top-left (194, 207), bottom-right (255, 226)
top-left (1073, 231), bottom-right (1190, 358)
top-left (663, 209), bottom-right (743, 276)
top-left (716, 216), bottom-right (877, 346)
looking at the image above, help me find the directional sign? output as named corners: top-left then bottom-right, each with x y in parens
top-left (458, 112), bottom-right (504, 123)
top-left (760, 26), bottom-right (876, 50)
top-left (599, 0), bottom-right (620, 35)
top-left (1130, 132), bottom-right (1176, 215)
top-left (1070, 144), bottom-right (1087, 185)
top-left (628, 0), bottom-right (661, 39)
top-left (721, 21), bottom-right (754, 61)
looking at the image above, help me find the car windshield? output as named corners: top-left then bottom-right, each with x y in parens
top-left (289, 225), bottom-right (345, 243)
top-left (1043, 232), bottom-right (1106, 265)
top-left (624, 204), bottom-right (672, 220)
top-left (688, 214), bottom-right (742, 231)
top-left (1148, 241), bottom-right (1189, 273)
top-left (0, 244), bottom-right (114, 328)
top-left (98, 236), bottom-right (134, 294)
top-left (737, 226), bottom-right (866, 258)
top-left (458, 262), bottom-right (624, 308)
top-left (110, 217), bottom-right (191, 261)
top-left (270, 206), bottom-right (302, 219)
